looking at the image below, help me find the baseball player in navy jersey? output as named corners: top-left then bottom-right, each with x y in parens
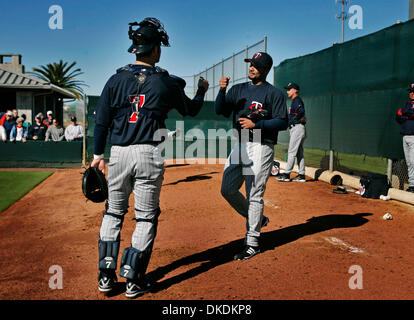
top-left (91, 17), bottom-right (209, 298)
top-left (215, 52), bottom-right (288, 260)
top-left (396, 83), bottom-right (414, 193)
top-left (277, 82), bottom-right (307, 182)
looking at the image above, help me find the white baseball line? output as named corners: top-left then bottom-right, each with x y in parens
top-left (263, 199), bottom-right (279, 209)
top-left (323, 236), bottom-right (365, 254)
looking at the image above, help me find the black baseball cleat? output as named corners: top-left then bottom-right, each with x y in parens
top-left (125, 275), bottom-right (154, 299)
top-left (406, 186), bottom-right (414, 193)
top-left (98, 271), bottom-right (117, 294)
top-left (234, 246), bottom-right (261, 260)
top-left (291, 174), bottom-right (306, 182)
top-left (276, 173), bottom-right (290, 182)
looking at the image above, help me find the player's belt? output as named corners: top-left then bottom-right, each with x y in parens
top-left (289, 123), bottom-right (303, 129)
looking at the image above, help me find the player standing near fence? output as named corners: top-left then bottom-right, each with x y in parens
top-left (396, 83), bottom-right (414, 193)
top-left (215, 52), bottom-right (288, 260)
top-left (277, 82), bottom-right (307, 182)
top-left (91, 17), bottom-right (209, 298)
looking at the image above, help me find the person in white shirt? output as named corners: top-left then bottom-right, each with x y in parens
top-left (10, 117), bottom-right (28, 142)
top-left (65, 116), bottom-right (84, 141)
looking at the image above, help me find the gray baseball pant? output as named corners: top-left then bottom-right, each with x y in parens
top-left (99, 144), bottom-right (164, 252)
top-left (220, 141), bottom-right (274, 247)
top-left (403, 135), bottom-right (414, 187)
top-left (285, 124), bottom-right (306, 175)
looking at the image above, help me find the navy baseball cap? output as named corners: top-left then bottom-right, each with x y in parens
top-left (244, 52), bottom-right (273, 70)
top-left (408, 83), bottom-right (414, 92)
top-left (284, 82), bottom-right (300, 90)
top-left (71, 116), bottom-right (77, 121)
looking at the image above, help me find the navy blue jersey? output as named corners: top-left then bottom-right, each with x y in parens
top-left (28, 122), bottom-right (46, 140)
top-left (288, 96), bottom-right (305, 126)
top-left (94, 64), bottom-right (205, 155)
top-left (215, 81), bottom-right (288, 144)
top-left (396, 99), bottom-right (414, 135)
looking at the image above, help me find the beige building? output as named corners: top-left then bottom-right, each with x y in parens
top-left (0, 53), bottom-right (76, 124)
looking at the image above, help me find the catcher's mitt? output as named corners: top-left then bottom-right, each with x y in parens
top-left (82, 167), bottom-right (108, 203)
top-left (239, 108), bottom-right (270, 122)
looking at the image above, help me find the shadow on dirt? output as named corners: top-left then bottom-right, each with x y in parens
top-left (148, 212), bottom-right (372, 294)
top-left (163, 172), bottom-right (219, 186)
top-left (164, 164), bottom-right (190, 169)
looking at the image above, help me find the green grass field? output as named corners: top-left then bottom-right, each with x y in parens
top-left (0, 171), bottom-right (53, 213)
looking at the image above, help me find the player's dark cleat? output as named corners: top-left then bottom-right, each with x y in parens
top-left (261, 216), bottom-right (270, 228)
top-left (234, 246), bottom-right (261, 260)
top-left (98, 271), bottom-right (117, 294)
top-left (406, 186), bottom-right (414, 193)
top-left (292, 174), bottom-right (306, 182)
top-left (276, 173), bottom-right (290, 182)
top-left (125, 275), bottom-right (154, 299)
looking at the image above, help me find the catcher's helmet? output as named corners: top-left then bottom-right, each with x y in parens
top-left (128, 17), bottom-right (170, 55)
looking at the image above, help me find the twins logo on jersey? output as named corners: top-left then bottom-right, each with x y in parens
top-left (249, 101), bottom-right (263, 110)
top-left (128, 94), bottom-right (145, 123)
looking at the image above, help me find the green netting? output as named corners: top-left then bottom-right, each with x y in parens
top-left (0, 141), bottom-right (82, 167)
top-left (274, 19), bottom-right (414, 160)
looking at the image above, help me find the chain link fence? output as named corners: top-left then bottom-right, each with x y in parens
top-left (184, 38), bottom-right (267, 101)
top-left (392, 158), bottom-right (410, 190)
top-left (275, 144), bottom-right (410, 190)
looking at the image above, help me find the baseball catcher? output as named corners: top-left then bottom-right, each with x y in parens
top-left (90, 17), bottom-right (208, 299)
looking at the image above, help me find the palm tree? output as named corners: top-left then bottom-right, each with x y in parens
top-left (27, 60), bottom-right (87, 100)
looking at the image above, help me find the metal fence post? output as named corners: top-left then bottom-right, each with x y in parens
top-left (329, 150), bottom-right (334, 172)
top-left (264, 35), bottom-right (267, 52)
top-left (212, 64), bottom-right (215, 99)
top-left (232, 53), bottom-right (235, 85)
top-left (387, 159), bottom-right (393, 183)
top-left (82, 93), bottom-right (87, 168)
top-left (246, 45), bottom-right (249, 79)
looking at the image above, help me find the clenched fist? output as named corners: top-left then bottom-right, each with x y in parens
top-left (219, 77), bottom-right (230, 91)
top-left (198, 77), bottom-right (209, 92)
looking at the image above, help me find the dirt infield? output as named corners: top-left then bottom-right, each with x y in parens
top-left (1, 162), bottom-right (414, 300)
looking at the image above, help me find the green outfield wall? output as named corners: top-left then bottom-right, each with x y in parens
top-left (274, 19), bottom-right (414, 160)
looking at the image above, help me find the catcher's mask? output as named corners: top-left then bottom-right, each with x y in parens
top-left (128, 17), bottom-right (170, 55)
top-left (82, 167), bottom-right (108, 203)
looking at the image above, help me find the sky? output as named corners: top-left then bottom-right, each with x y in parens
top-left (0, 0), bottom-right (411, 96)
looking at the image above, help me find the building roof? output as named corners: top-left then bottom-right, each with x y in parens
top-left (0, 65), bottom-right (76, 99)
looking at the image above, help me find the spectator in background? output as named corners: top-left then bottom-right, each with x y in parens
top-left (0, 111), bottom-right (16, 142)
top-left (65, 116), bottom-right (84, 141)
top-left (0, 109), bottom-right (11, 125)
top-left (45, 118), bottom-right (65, 142)
top-left (37, 112), bottom-right (45, 124)
top-left (21, 114), bottom-right (31, 130)
top-left (28, 114), bottom-right (47, 141)
top-left (396, 83), bottom-right (414, 193)
top-left (12, 109), bottom-right (18, 121)
top-left (43, 110), bottom-right (53, 127)
top-left (0, 110), bottom-right (10, 141)
top-left (10, 117), bottom-right (28, 143)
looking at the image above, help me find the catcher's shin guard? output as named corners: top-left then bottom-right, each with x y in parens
top-left (98, 239), bottom-right (120, 271)
top-left (119, 246), bottom-right (152, 281)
